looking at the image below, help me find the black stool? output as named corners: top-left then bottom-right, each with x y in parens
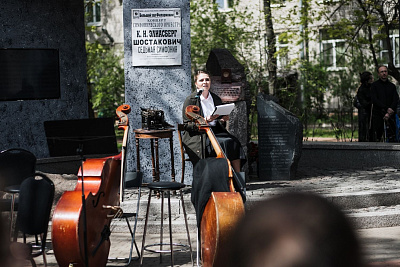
top-left (140, 181), bottom-right (193, 266)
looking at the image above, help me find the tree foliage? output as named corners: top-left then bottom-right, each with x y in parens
top-left (191, 0), bottom-right (266, 89)
top-left (191, 0), bottom-right (271, 139)
top-left (86, 42), bottom-right (125, 118)
top-left (272, 0), bottom-right (400, 140)
top-left (85, 0), bottom-right (400, 140)
top-left (320, 0), bottom-right (400, 82)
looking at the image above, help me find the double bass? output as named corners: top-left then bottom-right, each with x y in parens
top-left (51, 104), bottom-right (131, 267)
top-left (185, 105), bottom-right (245, 267)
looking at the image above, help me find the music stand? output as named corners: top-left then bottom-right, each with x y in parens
top-left (44, 117), bottom-right (119, 157)
top-left (44, 117), bottom-right (119, 267)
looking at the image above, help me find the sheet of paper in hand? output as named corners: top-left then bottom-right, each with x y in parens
top-left (212, 103), bottom-right (235, 116)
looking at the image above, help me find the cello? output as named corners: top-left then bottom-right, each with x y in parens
top-left (51, 104), bottom-right (131, 267)
top-left (185, 105), bottom-right (245, 267)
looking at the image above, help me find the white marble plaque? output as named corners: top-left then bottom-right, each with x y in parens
top-left (131, 8), bottom-right (182, 66)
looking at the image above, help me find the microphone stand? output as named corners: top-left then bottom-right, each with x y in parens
top-left (195, 89), bottom-right (203, 98)
top-left (77, 144), bottom-right (89, 267)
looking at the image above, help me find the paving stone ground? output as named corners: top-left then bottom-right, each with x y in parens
top-left (19, 166), bottom-right (400, 266)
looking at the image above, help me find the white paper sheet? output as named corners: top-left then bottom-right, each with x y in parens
top-left (212, 103), bottom-right (235, 116)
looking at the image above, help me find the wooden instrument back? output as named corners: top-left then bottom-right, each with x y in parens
top-left (51, 158), bottom-right (120, 267)
top-left (201, 192), bottom-right (244, 267)
top-left (51, 104), bottom-right (131, 267)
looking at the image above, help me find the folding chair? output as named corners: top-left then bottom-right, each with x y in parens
top-left (11, 173), bottom-right (55, 267)
top-left (108, 171), bottom-right (142, 266)
top-left (177, 124), bottom-right (192, 183)
top-left (0, 148), bottom-right (36, 238)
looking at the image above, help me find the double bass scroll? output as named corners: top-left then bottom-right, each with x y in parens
top-left (116, 104), bottom-right (131, 202)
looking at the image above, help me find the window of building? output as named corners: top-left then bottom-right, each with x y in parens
top-left (271, 0), bottom-right (286, 7)
top-left (277, 34), bottom-right (289, 68)
top-left (216, 0), bottom-right (234, 10)
top-left (380, 29), bottom-right (400, 67)
top-left (320, 31), bottom-right (346, 70)
top-left (85, 0), bottom-right (101, 26)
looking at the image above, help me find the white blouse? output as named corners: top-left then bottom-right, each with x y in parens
top-left (199, 91), bottom-right (216, 126)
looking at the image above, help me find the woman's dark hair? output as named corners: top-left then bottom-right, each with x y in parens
top-left (194, 70), bottom-right (210, 82)
top-left (360, 71), bottom-right (372, 85)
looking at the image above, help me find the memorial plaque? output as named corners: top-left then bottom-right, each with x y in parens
top-left (131, 8), bottom-right (182, 66)
top-left (257, 94), bottom-right (302, 180)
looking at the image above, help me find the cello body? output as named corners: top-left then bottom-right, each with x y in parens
top-left (201, 192), bottom-right (244, 267)
top-left (185, 105), bottom-right (245, 267)
top-left (51, 104), bottom-right (131, 267)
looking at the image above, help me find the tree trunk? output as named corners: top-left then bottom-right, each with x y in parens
top-left (264, 0), bottom-right (276, 95)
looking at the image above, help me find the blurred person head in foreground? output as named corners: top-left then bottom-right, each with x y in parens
top-left (223, 192), bottom-right (362, 267)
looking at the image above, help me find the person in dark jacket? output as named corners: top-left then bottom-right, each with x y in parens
top-left (371, 65), bottom-right (399, 142)
top-left (355, 71), bottom-right (373, 141)
top-left (181, 70), bottom-right (246, 172)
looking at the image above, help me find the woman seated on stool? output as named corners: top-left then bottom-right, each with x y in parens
top-left (181, 70), bottom-right (246, 173)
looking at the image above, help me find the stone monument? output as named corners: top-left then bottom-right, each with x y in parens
top-left (257, 94), bottom-right (302, 180)
top-left (123, 1), bottom-right (191, 183)
top-left (206, 49), bottom-right (249, 174)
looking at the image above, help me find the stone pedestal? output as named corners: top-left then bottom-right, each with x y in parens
top-left (123, 1), bottom-right (191, 183)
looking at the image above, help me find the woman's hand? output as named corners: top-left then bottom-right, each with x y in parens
top-left (206, 114), bottom-right (220, 122)
top-left (220, 115), bottom-right (229, 122)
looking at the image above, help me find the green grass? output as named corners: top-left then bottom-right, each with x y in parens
top-left (304, 127), bottom-right (358, 139)
top-left (304, 128), bottom-right (337, 138)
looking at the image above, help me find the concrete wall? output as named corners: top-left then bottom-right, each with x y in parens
top-left (0, 0), bottom-right (88, 158)
top-left (299, 142), bottom-right (400, 170)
